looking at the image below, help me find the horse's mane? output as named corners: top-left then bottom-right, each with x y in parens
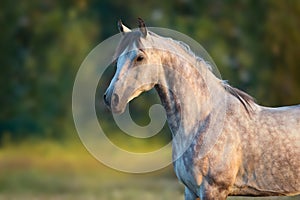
top-left (154, 32), bottom-right (213, 72)
top-left (166, 35), bottom-right (256, 114)
top-left (222, 81), bottom-right (255, 114)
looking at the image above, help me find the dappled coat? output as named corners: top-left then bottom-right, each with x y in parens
top-left (104, 19), bottom-right (300, 200)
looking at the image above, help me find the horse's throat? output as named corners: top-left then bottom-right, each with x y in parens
top-left (155, 84), bottom-right (208, 137)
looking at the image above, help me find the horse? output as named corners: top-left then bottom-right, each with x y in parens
top-left (103, 19), bottom-right (300, 200)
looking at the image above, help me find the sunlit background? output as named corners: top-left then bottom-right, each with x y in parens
top-left (1, 0), bottom-right (300, 199)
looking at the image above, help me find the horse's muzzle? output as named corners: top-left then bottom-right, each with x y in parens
top-left (103, 92), bottom-right (120, 112)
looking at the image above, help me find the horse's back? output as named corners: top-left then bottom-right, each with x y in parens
top-left (259, 104), bottom-right (300, 138)
top-left (237, 104), bottom-right (300, 196)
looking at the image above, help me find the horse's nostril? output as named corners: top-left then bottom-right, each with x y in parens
top-left (103, 93), bottom-right (109, 106)
top-left (112, 93), bottom-right (119, 106)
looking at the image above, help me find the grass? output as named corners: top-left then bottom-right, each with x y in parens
top-left (0, 139), bottom-right (298, 199)
top-left (0, 139), bottom-right (182, 199)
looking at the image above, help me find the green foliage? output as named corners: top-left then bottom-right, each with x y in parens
top-left (0, 0), bottom-right (99, 140)
top-left (0, 0), bottom-right (300, 141)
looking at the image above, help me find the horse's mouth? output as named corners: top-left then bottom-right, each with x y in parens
top-left (103, 93), bottom-right (126, 114)
top-left (111, 104), bottom-right (126, 115)
top-left (104, 102), bottom-right (126, 115)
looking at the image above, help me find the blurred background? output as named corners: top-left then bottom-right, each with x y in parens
top-left (0, 0), bottom-right (300, 199)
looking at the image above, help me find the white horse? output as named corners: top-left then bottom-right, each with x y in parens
top-left (104, 19), bottom-right (300, 200)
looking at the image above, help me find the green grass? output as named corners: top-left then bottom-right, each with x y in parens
top-left (0, 140), bottom-right (298, 200)
top-left (0, 139), bottom-right (182, 199)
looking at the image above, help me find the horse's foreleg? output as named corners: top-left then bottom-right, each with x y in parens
top-left (196, 179), bottom-right (231, 200)
top-left (198, 184), bottom-right (229, 200)
top-left (184, 187), bottom-right (199, 200)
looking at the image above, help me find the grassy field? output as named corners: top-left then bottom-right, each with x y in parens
top-left (0, 140), bottom-right (298, 200)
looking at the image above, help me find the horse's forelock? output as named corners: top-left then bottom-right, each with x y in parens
top-left (114, 31), bottom-right (144, 61)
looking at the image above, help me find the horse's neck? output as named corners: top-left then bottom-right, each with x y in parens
top-left (155, 51), bottom-right (226, 152)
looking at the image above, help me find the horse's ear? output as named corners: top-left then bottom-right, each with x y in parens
top-left (138, 18), bottom-right (147, 38)
top-left (118, 19), bottom-right (131, 35)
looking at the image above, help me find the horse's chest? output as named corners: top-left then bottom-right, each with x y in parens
top-left (173, 152), bottom-right (197, 189)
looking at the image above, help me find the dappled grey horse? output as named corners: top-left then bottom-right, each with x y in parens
top-left (103, 19), bottom-right (300, 199)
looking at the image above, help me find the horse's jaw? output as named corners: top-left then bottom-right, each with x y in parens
top-left (128, 83), bottom-right (156, 102)
top-left (110, 83), bottom-right (156, 115)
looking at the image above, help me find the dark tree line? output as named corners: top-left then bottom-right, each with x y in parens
top-left (1, 0), bottom-right (299, 142)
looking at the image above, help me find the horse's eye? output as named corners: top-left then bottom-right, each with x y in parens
top-left (136, 55), bottom-right (144, 62)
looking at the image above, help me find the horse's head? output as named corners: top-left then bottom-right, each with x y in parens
top-left (104, 19), bottom-right (161, 114)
